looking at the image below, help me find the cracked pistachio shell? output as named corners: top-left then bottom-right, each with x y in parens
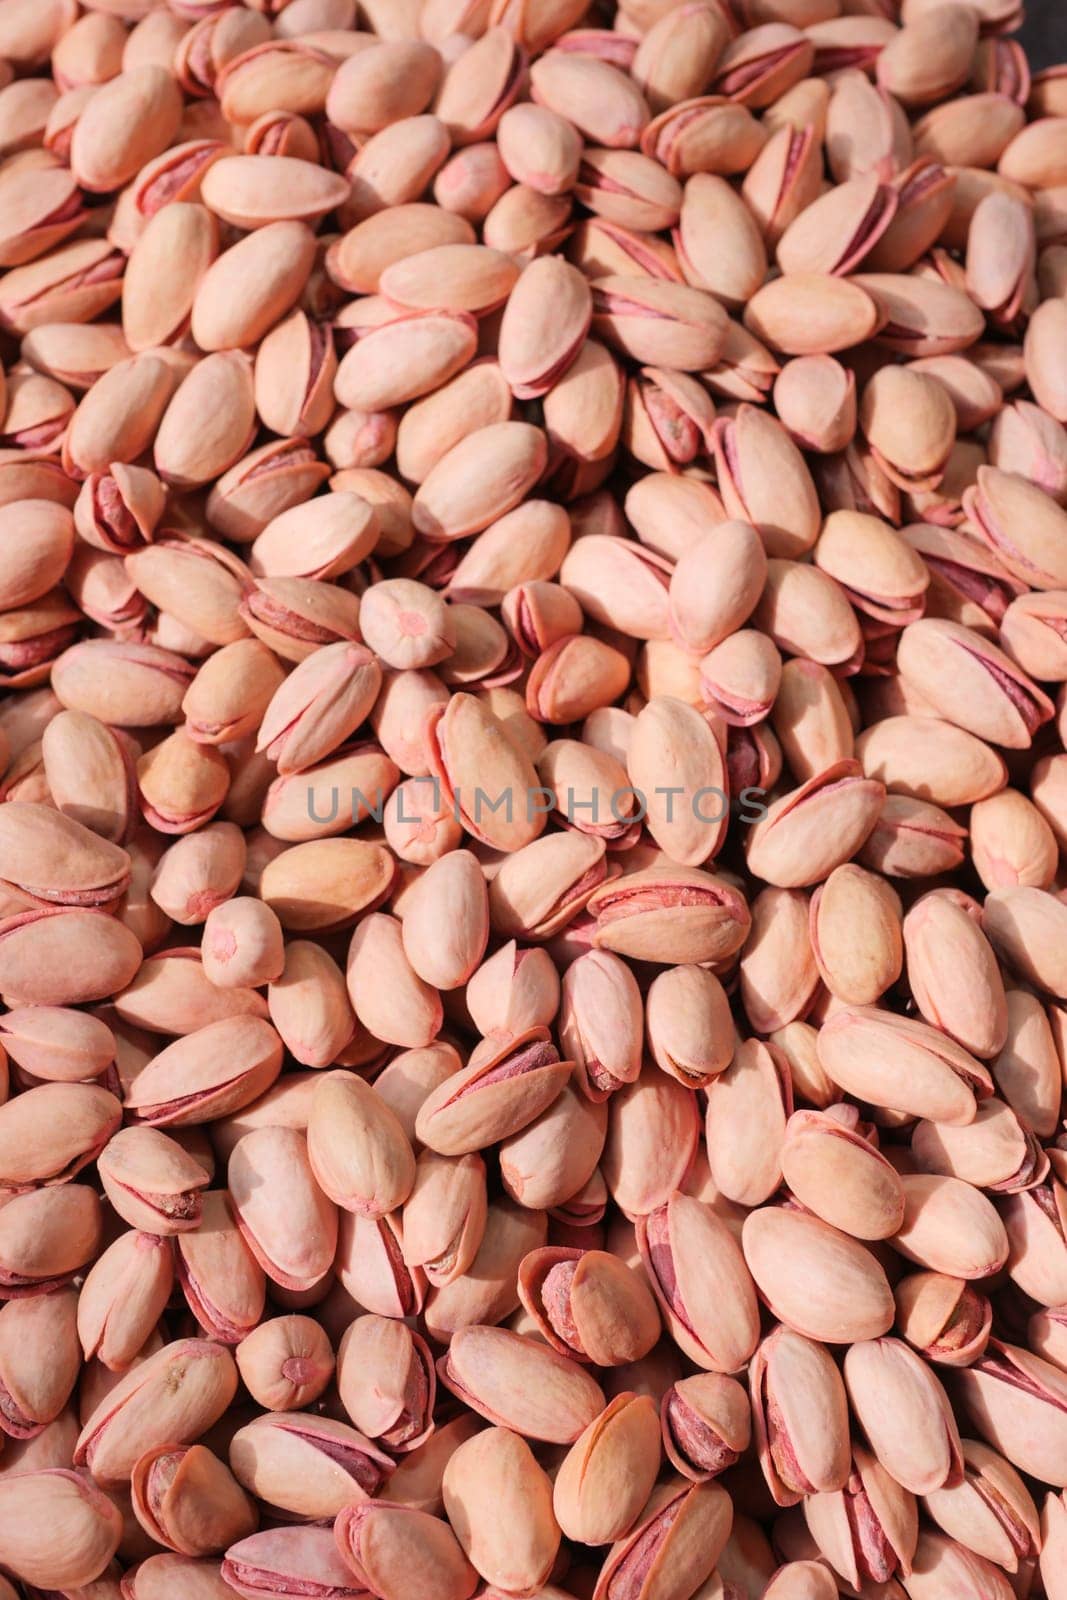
top-left (499, 255), bottom-right (593, 399)
top-left (646, 963), bottom-right (732, 1091)
top-left (895, 1271), bottom-right (992, 1370)
top-left (901, 1529), bottom-right (1015, 1600)
top-left (97, 1125), bottom-right (209, 1236)
top-left (817, 1006), bottom-right (992, 1125)
top-left (77, 1230), bottom-right (174, 1372)
top-left (175, 1190), bottom-right (266, 1347)
top-left (401, 1148), bottom-right (487, 1287)
top-left (923, 1438), bottom-right (1039, 1574)
top-left (710, 405), bottom-right (820, 560)
top-left (591, 275), bottom-right (728, 371)
top-left (591, 1476), bottom-right (733, 1600)
top-left (0, 799), bottom-right (130, 911)
top-left (228, 1412), bottom-right (393, 1522)
top-left (0, 1286), bottom-right (79, 1440)
top-left (229, 1126), bottom-right (337, 1292)
top-left (746, 761), bottom-right (885, 889)
top-left (337, 1312), bottom-right (435, 1453)
top-left (782, 1110), bottom-right (905, 1241)
top-left (801, 1438), bottom-right (918, 1589)
top-left (955, 1341), bottom-right (1067, 1488)
top-left (897, 618), bottom-right (1053, 751)
top-left (636, 1191), bottom-right (760, 1373)
top-left (123, 1016), bottom-right (283, 1127)
top-left (130, 1443), bottom-right (257, 1558)
top-left (438, 1324), bottom-right (604, 1444)
top-left (661, 1370), bottom-right (750, 1484)
top-left (225, 1526), bottom-right (370, 1600)
top-left (844, 1337), bottom-right (964, 1495)
top-left (75, 1338), bottom-right (237, 1485)
top-left (517, 1244), bottom-right (661, 1367)
top-left (553, 1392), bottom-right (661, 1544)
top-left (499, 1078), bottom-right (606, 1214)
top-left (332, 1502), bottom-right (476, 1600)
top-left (750, 1324), bottom-right (850, 1506)
top-left (588, 865), bottom-right (751, 967)
top-left (256, 645), bottom-right (382, 777)
top-left (415, 1028), bottom-right (570, 1156)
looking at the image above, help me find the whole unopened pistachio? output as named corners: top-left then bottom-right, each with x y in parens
top-left (442, 1425), bottom-right (560, 1595)
top-left (307, 1070), bottom-right (415, 1218)
top-left (235, 1315), bottom-right (334, 1414)
top-left (742, 1206), bottom-right (895, 1344)
top-left (0, 1469), bottom-right (123, 1589)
